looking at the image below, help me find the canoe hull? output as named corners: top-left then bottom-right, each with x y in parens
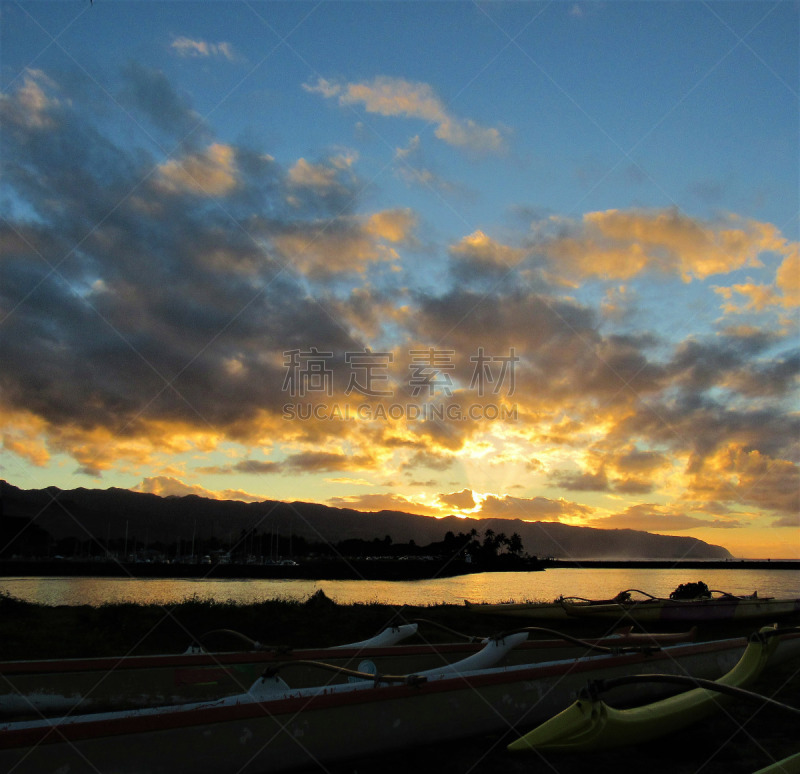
top-left (563, 597), bottom-right (800, 623)
top-left (509, 627), bottom-right (800, 752)
top-left (0, 629), bottom-right (696, 718)
top-left (0, 636), bottom-right (767, 774)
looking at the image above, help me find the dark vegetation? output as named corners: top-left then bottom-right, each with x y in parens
top-left (22, 526), bottom-right (523, 565)
top-left (0, 589), bottom-right (503, 661)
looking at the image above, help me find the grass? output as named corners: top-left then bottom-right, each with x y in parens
top-left (0, 590), bottom-right (504, 660)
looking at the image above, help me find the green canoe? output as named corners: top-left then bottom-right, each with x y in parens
top-left (508, 625), bottom-right (800, 753)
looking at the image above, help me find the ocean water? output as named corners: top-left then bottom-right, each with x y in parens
top-left (2, 566), bottom-right (798, 607)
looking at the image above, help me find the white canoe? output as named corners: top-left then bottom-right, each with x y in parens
top-left (5, 628), bottom-right (799, 774)
top-left (0, 623), bottom-right (695, 717)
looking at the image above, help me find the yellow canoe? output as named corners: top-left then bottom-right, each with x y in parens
top-left (508, 625), bottom-right (800, 753)
top-left (753, 752), bottom-right (800, 774)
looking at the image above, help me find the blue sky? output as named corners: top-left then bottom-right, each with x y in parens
top-left (1, 1), bottom-right (798, 558)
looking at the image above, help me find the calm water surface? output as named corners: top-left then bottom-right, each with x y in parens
top-left (2, 567), bottom-right (799, 607)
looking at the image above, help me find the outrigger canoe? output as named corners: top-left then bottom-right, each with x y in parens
top-left (3, 627), bottom-right (799, 774)
top-left (561, 592), bottom-right (800, 624)
top-left (0, 622), bottom-right (695, 718)
top-left (508, 624), bottom-right (800, 753)
top-left (468, 589), bottom-right (800, 624)
top-left (464, 594), bottom-right (630, 621)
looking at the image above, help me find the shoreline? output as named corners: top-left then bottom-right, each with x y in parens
top-left (0, 557), bottom-right (542, 580)
top-left (0, 557), bottom-right (797, 580)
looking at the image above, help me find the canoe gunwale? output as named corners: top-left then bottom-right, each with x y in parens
top-left (0, 636), bottom-right (753, 749)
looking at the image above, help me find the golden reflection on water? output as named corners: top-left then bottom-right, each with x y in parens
top-left (1, 568), bottom-right (798, 607)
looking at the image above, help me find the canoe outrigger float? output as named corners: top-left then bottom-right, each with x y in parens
top-left (467, 587), bottom-right (800, 624)
top-left (561, 590), bottom-right (800, 623)
top-left (508, 625), bottom-right (800, 753)
top-left (3, 626), bottom-right (799, 774)
top-left (464, 593), bottom-right (638, 621)
top-left (0, 622), bottom-right (696, 718)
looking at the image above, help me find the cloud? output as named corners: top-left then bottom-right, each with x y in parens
top-left (551, 468), bottom-right (610, 492)
top-left (305, 75), bottom-right (505, 153)
top-left (449, 231), bottom-right (528, 278)
top-left (157, 143), bottom-right (239, 196)
top-left (119, 61), bottom-right (207, 140)
top-left (287, 153), bottom-right (357, 199)
top-left (326, 492), bottom-right (441, 516)
top-left (0, 69), bottom-right (60, 130)
top-left (715, 244), bottom-right (800, 313)
top-left (687, 445), bottom-right (800, 516)
top-left (196, 460), bottom-right (282, 475)
top-left (133, 476), bottom-right (264, 502)
top-left (268, 215), bottom-right (408, 278)
top-left (171, 37), bottom-right (235, 60)
top-left (438, 488), bottom-right (476, 510)
top-left (284, 451), bottom-right (377, 473)
top-left (475, 494), bottom-right (593, 521)
top-left (532, 208), bottom-right (794, 283)
top-left (585, 503), bottom-right (742, 531)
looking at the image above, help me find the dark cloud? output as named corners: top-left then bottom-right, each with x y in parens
top-left (196, 460), bottom-right (282, 475)
top-left (551, 468), bottom-right (610, 492)
top-left (284, 451), bottom-right (375, 473)
top-left (118, 61), bottom-right (208, 145)
top-left (0, 66), bottom-right (371, 459)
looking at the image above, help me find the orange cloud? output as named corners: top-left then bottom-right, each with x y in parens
top-left (543, 209), bottom-right (792, 282)
top-left (364, 209), bottom-right (417, 244)
top-left (134, 476), bottom-right (263, 502)
top-left (438, 488), bottom-right (477, 511)
top-left (450, 231), bottom-right (528, 269)
top-left (157, 143), bottom-right (238, 196)
top-left (585, 503), bottom-right (741, 531)
top-left (687, 445), bottom-right (800, 516)
top-left (326, 492), bottom-right (441, 516)
top-left (305, 76), bottom-right (505, 153)
top-left (475, 494), bottom-right (593, 521)
top-left (271, 209), bottom-right (414, 277)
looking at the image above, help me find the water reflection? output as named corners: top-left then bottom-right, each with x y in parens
top-left (1, 567), bottom-right (798, 607)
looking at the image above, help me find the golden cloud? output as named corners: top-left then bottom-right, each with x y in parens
top-left (306, 76), bottom-right (504, 153)
top-left (438, 488), bottom-right (477, 511)
top-left (687, 444), bottom-right (800, 516)
top-left (776, 247), bottom-right (800, 307)
top-left (272, 224), bottom-right (397, 276)
top-left (326, 492), bottom-right (441, 516)
top-left (450, 231), bottom-right (527, 268)
top-left (544, 209), bottom-right (792, 282)
top-left (0, 409), bottom-right (51, 467)
top-left (364, 209), bottom-right (417, 244)
top-left (157, 143), bottom-right (238, 196)
top-left (134, 475), bottom-right (263, 501)
top-left (287, 155), bottom-right (356, 192)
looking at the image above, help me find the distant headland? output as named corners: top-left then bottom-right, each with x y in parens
top-left (1, 480), bottom-right (735, 570)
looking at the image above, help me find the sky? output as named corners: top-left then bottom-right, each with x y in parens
top-left (1, 1), bottom-right (798, 559)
